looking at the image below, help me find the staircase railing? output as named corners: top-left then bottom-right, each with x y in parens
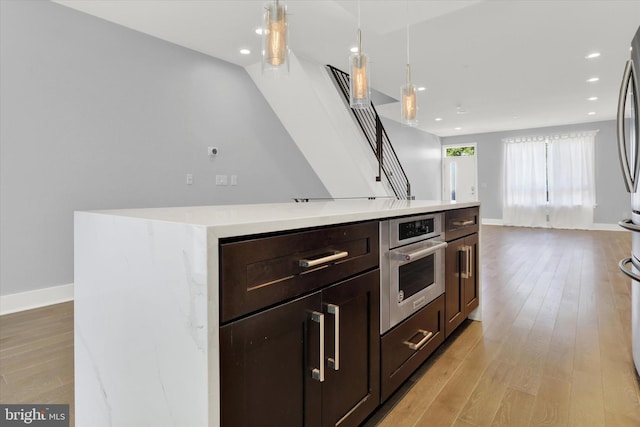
top-left (326, 64), bottom-right (412, 200)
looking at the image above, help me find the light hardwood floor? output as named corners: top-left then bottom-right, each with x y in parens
top-left (1, 225), bottom-right (639, 427)
top-left (0, 301), bottom-right (74, 425)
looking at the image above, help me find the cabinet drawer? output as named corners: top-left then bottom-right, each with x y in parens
top-left (444, 207), bottom-right (479, 241)
top-left (380, 294), bottom-right (444, 402)
top-left (220, 221), bottom-right (379, 323)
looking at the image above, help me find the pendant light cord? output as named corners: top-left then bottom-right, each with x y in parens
top-left (406, 0), bottom-right (410, 65)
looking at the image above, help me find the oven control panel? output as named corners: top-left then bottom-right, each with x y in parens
top-left (398, 218), bottom-right (435, 241)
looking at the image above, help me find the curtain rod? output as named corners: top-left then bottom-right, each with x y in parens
top-left (502, 129), bottom-right (599, 144)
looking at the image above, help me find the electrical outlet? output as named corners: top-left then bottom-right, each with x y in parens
top-left (186, 174), bottom-right (193, 185)
top-left (216, 175), bottom-right (228, 186)
top-left (230, 175), bottom-right (238, 186)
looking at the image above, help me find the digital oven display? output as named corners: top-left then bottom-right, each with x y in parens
top-left (398, 218), bottom-right (435, 241)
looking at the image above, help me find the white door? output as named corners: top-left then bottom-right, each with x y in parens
top-left (442, 144), bottom-right (478, 202)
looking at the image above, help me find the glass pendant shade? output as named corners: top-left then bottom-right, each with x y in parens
top-left (349, 30), bottom-right (371, 109)
top-left (402, 65), bottom-right (417, 126)
top-left (262, 0), bottom-right (289, 74)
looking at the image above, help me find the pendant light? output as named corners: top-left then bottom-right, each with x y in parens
top-left (349, 0), bottom-right (371, 109)
top-left (262, 0), bottom-right (289, 75)
top-left (401, 1), bottom-right (417, 126)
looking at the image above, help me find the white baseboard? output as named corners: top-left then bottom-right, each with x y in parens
top-left (591, 223), bottom-right (625, 231)
top-left (0, 283), bottom-right (74, 315)
top-left (481, 218), bottom-right (623, 232)
top-left (481, 218), bottom-right (504, 226)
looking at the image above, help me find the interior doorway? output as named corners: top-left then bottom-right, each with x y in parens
top-left (442, 143), bottom-right (478, 202)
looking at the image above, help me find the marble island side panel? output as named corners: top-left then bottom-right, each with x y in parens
top-left (74, 212), bottom-right (213, 426)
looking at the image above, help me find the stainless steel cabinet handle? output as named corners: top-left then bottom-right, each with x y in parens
top-left (310, 311), bottom-right (325, 382)
top-left (467, 246), bottom-right (473, 278)
top-left (617, 59), bottom-right (639, 193)
top-left (460, 245), bottom-right (470, 279)
top-left (327, 304), bottom-right (339, 371)
top-left (618, 218), bottom-right (640, 232)
top-left (403, 329), bottom-right (433, 351)
top-left (619, 257), bottom-right (640, 282)
top-left (299, 251), bottom-right (348, 268)
top-left (452, 219), bottom-right (475, 226)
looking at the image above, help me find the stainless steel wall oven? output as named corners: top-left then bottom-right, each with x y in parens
top-left (380, 213), bottom-right (448, 334)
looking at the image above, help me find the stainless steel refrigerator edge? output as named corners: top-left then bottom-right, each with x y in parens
top-left (616, 25), bottom-right (640, 376)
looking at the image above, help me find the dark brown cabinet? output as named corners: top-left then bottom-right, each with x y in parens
top-left (444, 208), bottom-right (479, 338)
top-left (219, 292), bottom-right (323, 427)
top-left (219, 221), bottom-right (380, 427)
top-left (380, 294), bottom-right (444, 402)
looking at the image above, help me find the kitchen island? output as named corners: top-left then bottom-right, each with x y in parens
top-left (74, 199), bottom-right (480, 427)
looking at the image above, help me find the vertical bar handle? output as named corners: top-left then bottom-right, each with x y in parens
top-left (617, 59), bottom-right (639, 193)
top-left (459, 245), bottom-right (470, 279)
top-left (327, 304), bottom-right (340, 371)
top-left (467, 245), bottom-right (473, 278)
top-left (310, 311), bottom-right (325, 382)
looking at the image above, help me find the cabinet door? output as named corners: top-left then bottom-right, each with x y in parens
top-left (219, 293), bottom-right (323, 427)
top-left (463, 233), bottom-right (479, 314)
top-left (445, 239), bottom-right (465, 338)
top-left (321, 269), bottom-right (380, 427)
top-left (445, 233), bottom-right (479, 337)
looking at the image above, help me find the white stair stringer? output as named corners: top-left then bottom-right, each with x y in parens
top-left (245, 53), bottom-right (394, 199)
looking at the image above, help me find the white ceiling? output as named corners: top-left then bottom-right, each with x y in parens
top-left (54, 0), bottom-right (640, 137)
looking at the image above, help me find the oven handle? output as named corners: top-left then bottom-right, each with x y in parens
top-left (391, 240), bottom-right (448, 263)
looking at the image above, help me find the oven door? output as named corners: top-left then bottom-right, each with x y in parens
top-left (386, 239), bottom-right (447, 332)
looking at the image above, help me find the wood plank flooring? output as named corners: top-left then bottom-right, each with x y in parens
top-left (0, 301), bottom-right (74, 425)
top-left (0, 225), bottom-right (638, 427)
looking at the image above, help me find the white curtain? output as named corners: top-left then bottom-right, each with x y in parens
top-left (503, 138), bottom-right (548, 227)
top-left (547, 133), bottom-right (596, 229)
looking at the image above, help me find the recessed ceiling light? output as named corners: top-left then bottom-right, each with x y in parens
top-left (240, 49), bottom-right (251, 55)
top-left (588, 111), bottom-right (596, 115)
top-left (585, 52), bottom-right (601, 59)
top-left (454, 127), bottom-right (462, 130)
top-left (350, 46), bottom-right (358, 53)
top-left (435, 117), bottom-right (443, 121)
top-left (587, 77), bottom-right (600, 83)
top-left (255, 28), bottom-right (263, 35)
top-left (588, 96), bottom-right (598, 101)
top-left (418, 87), bottom-right (426, 91)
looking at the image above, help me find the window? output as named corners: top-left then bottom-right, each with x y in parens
top-left (503, 131), bottom-right (596, 229)
top-left (446, 146), bottom-right (475, 157)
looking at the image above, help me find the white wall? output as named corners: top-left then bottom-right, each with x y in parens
top-left (0, 1), bottom-right (330, 299)
top-left (380, 117), bottom-right (442, 201)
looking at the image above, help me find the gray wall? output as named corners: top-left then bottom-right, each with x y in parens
top-left (381, 117), bottom-right (442, 200)
top-left (442, 120), bottom-right (627, 224)
top-left (0, 1), bottom-right (329, 296)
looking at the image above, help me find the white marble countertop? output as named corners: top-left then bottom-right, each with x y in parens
top-left (85, 199), bottom-right (480, 238)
